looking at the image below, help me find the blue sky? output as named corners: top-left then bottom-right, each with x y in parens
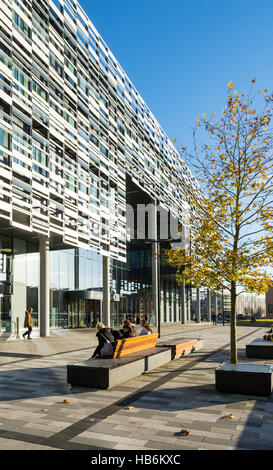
top-left (79, 0), bottom-right (273, 150)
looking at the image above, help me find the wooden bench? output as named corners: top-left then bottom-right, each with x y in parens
top-left (113, 333), bottom-right (158, 358)
top-left (160, 338), bottom-right (203, 360)
top-left (67, 333), bottom-right (171, 389)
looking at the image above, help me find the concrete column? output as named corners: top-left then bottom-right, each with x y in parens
top-left (152, 201), bottom-right (159, 327)
top-left (74, 248), bottom-right (79, 290)
top-left (181, 279), bottom-right (186, 324)
top-left (102, 255), bottom-right (111, 326)
top-left (40, 235), bottom-right (50, 337)
top-left (152, 241), bottom-right (159, 327)
top-left (196, 287), bottom-right (201, 323)
top-left (215, 292), bottom-right (218, 317)
top-left (188, 286), bottom-right (192, 321)
top-left (207, 288), bottom-right (212, 322)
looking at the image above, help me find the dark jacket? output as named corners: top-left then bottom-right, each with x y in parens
top-left (92, 328), bottom-right (116, 358)
top-left (118, 328), bottom-right (135, 339)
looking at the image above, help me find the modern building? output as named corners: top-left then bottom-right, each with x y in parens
top-left (0, 0), bottom-right (201, 336)
top-left (237, 293), bottom-right (265, 317)
top-left (265, 286), bottom-right (273, 318)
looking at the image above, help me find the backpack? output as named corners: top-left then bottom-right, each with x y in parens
top-left (100, 333), bottom-right (114, 357)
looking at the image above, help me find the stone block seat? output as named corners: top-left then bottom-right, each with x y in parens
top-left (67, 333), bottom-right (172, 389)
top-left (246, 338), bottom-right (273, 359)
top-left (159, 337), bottom-right (203, 360)
top-left (215, 362), bottom-right (273, 396)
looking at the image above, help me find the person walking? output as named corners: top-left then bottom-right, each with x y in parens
top-left (212, 313), bottom-right (217, 326)
top-left (22, 307), bottom-right (33, 340)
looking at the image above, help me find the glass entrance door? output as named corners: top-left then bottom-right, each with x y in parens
top-left (0, 295), bottom-right (12, 333)
top-left (68, 300), bottom-right (79, 328)
top-left (86, 300), bottom-right (101, 328)
top-left (68, 299), bottom-right (101, 328)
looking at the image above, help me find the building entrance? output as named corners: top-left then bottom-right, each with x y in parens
top-left (68, 299), bottom-right (101, 328)
top-left (0, 294), bottom-right (11, 333)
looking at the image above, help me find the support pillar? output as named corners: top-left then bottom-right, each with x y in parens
top-left (196, 287), bottom-right (201, 323)
top-left (152, 241), bottom-right (159, 328)
top-left (181, 279), bottom-right (186, 324)
top-left (103, 255), bottom-right (111, 327)
top-left (151, 201), bottom-right (159, 328)
top-left (188, 286), bottom-right (192, 321)
top-left (215, 292), bottom-right (218, 318)
top-left (40, 235), bottom-right (50, 337)
top-left (207, 288), bottom-right (212, 322)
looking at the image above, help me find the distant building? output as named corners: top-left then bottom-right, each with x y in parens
top-left (237, 293), bottom-right (266, 317)
top-left (266, 286), bottom-right (273, 318)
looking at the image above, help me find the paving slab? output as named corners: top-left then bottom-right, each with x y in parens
top-left (0, 323), bottom-right (273, 451)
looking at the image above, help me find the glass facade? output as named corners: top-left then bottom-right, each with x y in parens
top-left (0, 231), bottom-right (196, 332)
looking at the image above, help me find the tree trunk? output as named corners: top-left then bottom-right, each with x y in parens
top-left (230, 280), bottom-right (237, 364)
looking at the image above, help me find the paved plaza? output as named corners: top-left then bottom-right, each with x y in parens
top-left (0, 323), bottom-right (273, 450)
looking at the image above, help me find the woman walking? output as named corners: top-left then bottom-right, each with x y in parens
top-left (22, 307), bottom-right (33, 340)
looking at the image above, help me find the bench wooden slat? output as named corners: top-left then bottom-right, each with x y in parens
top-left (162, 339), bottom-right (198, 359)
top-left (176, 340), bottom-right (198, 355)
top-left (113, 333), bottom-right (158, 358)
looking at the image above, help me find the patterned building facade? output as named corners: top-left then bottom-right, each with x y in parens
top-left (0, 0), bottom-right (199, 334)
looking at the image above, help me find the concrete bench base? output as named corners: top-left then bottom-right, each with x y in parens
top-left (159, 338), bottom-right (203, 360)
top-left (67, 347), bottom-right (171, 389)
top-left (215, 362), bottom-right (273, 396)
top-left (246, 339), bottom-right (273, 358)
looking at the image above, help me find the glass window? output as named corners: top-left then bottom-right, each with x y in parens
top-left (32, 80), bottom-right (47, 100)
top-left (50, 251), bottom-right (60, 289)
top-left (12, 11), bottom-right (31, 38)
top-left (60, 252), bottom-right (69, 289)
top-left (0, 128), bottom-right (10, 150)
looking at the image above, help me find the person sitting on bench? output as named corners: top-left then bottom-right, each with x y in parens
top-left (91, 323), bottom-right (116, 358)
top-left (119, 319), bottom-right (136, 338)
top-left (138, 319), bottom-right (153, 336)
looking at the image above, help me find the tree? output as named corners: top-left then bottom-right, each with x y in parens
top-left (165, 80), bottom-right (273, 363)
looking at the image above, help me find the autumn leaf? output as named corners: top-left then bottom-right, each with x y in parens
top-left (228, 80), bottom-right (234, 89)
top-left (251, 77), bottom-right (257, 83)
top-left (63, 399), bottom-right (71, 404)
top-left (178, 428), bottom-right (191, 435)
top-left (224, 413), bottom-right (235, 419)
top-left (124, 406), bottom-right (134, 410)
